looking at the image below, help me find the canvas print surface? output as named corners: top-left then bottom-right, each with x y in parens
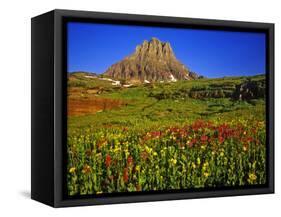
top-left (66, 22), bottom-right (266, 196)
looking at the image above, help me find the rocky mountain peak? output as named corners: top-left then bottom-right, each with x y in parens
top-left (134, 38), bottom-right (174, 59)
top-left (104, 38), bottom-right (198, 82)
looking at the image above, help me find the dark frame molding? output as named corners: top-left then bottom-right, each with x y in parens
top-left (31, 9), bottom-right (274, 207)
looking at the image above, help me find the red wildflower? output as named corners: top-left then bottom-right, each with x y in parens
top-left (105, 154), bottom-right (111, 168)
top-left (127, 156), bottom-right (134, 166)
top-left (150, 131), bottom-right (161, 138)
top-left (123, 168), bottom-right (129, 183)
top-left (251, 127), bottom-right (257, 134)
top-left (201, 135), bottom-right (208, 142)
top-left (206, 121), bottom-right (215, 129)
top-left (245, 136), bottom-right (254, 143)
top-left (189, 138), bottom-right (197, 147)
top-left (191, 119), bottom-right (209, 131)
top-left (218, 136), bottom-right (224, 144)
top-left (179, 129), bottom-right (188, 138)
top-left (143, 135), bottom-right (150, 141)
top-left (169, 127), bottom-right (179, 133)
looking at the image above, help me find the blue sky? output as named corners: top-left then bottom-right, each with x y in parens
top-left (67, 22), bottom-right (266, 78)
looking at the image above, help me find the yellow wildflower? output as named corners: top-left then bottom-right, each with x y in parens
top-left (69, 167), bottom-right (76, 173)
top-left (249, 173), bottom-right (257, 182)
top-left (170, 158), bottom-right (177, 165)
top-left (145, 146), bottom-right (152, 154)
top-left (197, 157), bottom-right (201, 165)
top-left (192, 162), bottom-right (196, 169)
top-left (203, 162), bottom-right (209, 170)
top-left (135, 165), bottom-right (141, 171)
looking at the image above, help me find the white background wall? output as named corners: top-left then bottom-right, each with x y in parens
top-left (0, 0), bottom-right (279, 216)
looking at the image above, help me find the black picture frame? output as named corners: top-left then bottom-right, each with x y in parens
top-left (31, 9), bottom-right (274, 207)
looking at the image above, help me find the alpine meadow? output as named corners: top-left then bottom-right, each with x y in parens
top-left (66, 23), bottom-right (266, 196)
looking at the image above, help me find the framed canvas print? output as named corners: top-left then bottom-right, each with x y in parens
top-left (31, 9), bottom-right (274, 207)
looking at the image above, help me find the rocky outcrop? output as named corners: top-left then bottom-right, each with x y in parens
top-left (232, 79), bottom-right (265, 100)
top-left (104, 38), bottom-right (198, 82)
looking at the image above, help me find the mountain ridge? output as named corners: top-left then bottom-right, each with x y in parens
top-left (104, 38), bottom-right (198, 82)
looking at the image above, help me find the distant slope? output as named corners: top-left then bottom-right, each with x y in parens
top-left (69, 71), bottom-right (98, 77)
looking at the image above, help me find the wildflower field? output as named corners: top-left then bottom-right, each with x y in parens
top-left (67, 74), bottom-right (266, 196)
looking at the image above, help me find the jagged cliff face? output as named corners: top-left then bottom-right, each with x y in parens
top-left (104, 38), bottom-right (198, 82)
